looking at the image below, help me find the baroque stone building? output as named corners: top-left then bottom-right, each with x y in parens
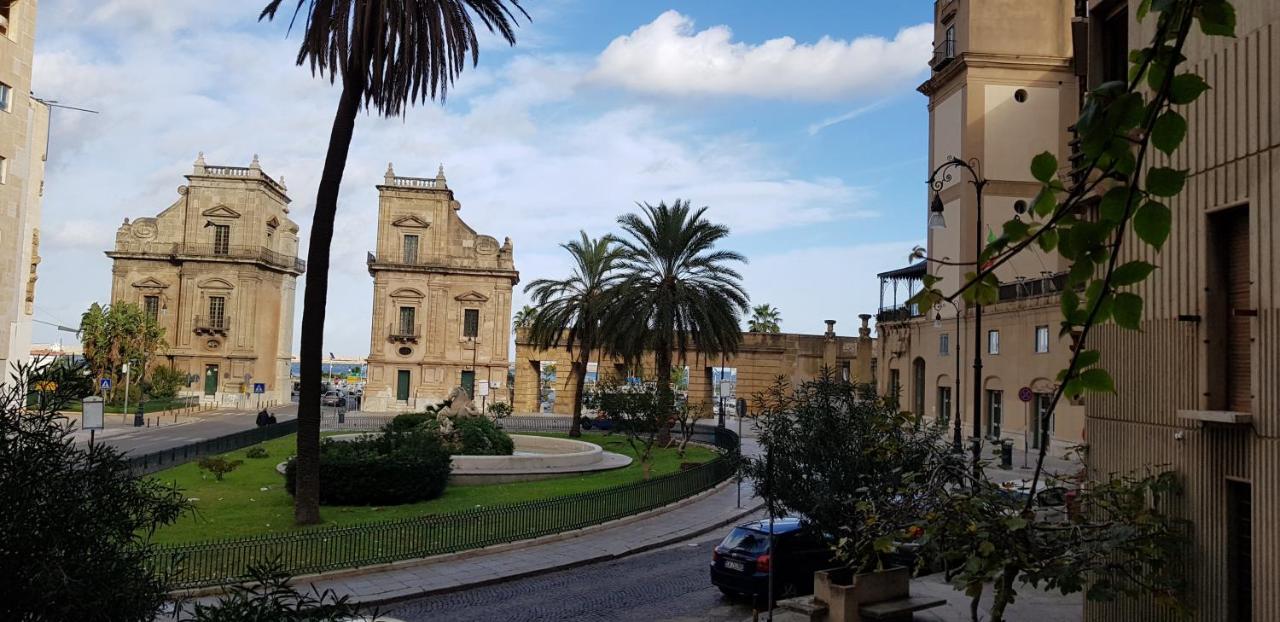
top-left (0, 0), bottom-right (48, 375)
top-left (874, 0), bottom-right (1085, 455)
top-left (514, 317), bottom-right (875, 416)
top-left (106, 154), bottom-right (303, 405)
top-left (362, 164), bottom-right (518, 412)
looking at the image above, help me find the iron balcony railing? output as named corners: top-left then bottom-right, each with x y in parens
top-left (931, 38), bottom-right (956, 69)
top-left (876, 304), bottom-right (921, 324)
top-left (998, 272), bottom-right (1068, 302)
top-left (193, 315), bottom-right (231, 335)
top-left (112, 242), bottom-right (306, 273)
top-left (389, 322), bottom-right (422, 343)
top-left (148, 418), bottom-right (739, 589)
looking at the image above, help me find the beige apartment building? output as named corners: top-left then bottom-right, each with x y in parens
top-left (1080, 1), bottom-right (1280, 620)
top-left (875, 0), bottom-right (1084, 455)
top-left (0, 0), bottom-right (48, 377)
top-left (514, 317), bottom-right (875, 416)
top-left (362, 165), bottom-right (518, 412)
top-left (106, 154), bottom-right (303, 405)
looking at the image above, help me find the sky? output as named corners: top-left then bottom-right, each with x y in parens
top-left (30, 0), bottom-right (932, 357)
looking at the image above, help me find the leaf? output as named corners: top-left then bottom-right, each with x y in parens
top-left (1146, 59), bottom-right (1167, 93)
top-left (1099, 187), bottom-right (1132, 223)
top-left (1114, 93), bottom-right (1146, 130)
top-left (1134, 201), bottom-right (1172, 249)
top-left (1033, 187), bottom-right (1057, 218)
top-left (1038, 228), bottom-right (1059, 252)
top-left (1197, 0), bottom-right (1237, 37)
top-left (1146, 167), bottom-right (1187, 197)
top-left (978, 540), bottom-right (996, 556)
top-left (1079, 368), bottom-right (1117, 394)
top-left (1114, 292), bottom-right (1144, 330)
top-left (1136, 0), bottom-right (1152, 21)
top-left (1031, 152), bottom-right (1058, 183)
top-left (1075, 349), bottom-right (1102, 369)
top-left (1061, 287), bottom-right (1080, 317)
top-left (873, 536), bottom-right (895, 554)
top-left (1169, 74), bottom-right (1210, 105)
top-left (1112, 261), bottom-right (1157, 286)
top-left (1004, 516), bottom-right (1028, 531)
top-left (1151, 111), bottom-right (1187, 154)
top-left (1003, 218), bottom-right (1031, 242)
top-left (1067, 254), bottom-right (1096, 287)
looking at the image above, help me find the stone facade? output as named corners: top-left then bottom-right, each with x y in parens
top-left (875, 0), bottom-right (1085, 456)
top-left (0, 0), bottom-right (48, 376)
top-left (105, 154), bottom-right (303, 406)
top-left (362, 164), bottom-right (518, 412)
top-left (513, 317), bottom-right (876, 416)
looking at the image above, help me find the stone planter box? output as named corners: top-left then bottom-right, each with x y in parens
top-left (778, 566), bottom-right (911, 622)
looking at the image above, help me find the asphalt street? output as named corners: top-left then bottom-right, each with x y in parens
top-left (386, 535), bottom-right (760, 622)
top-left (67, 404), bottom-right (298, 455)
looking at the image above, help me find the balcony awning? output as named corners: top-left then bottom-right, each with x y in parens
top-left (877, 261), bottom-right (926, 281)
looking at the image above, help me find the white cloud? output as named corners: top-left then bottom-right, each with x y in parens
top-left (590, 11), bottom-right (932, 100)
top-left (30, 8), bottom-right (883, 356)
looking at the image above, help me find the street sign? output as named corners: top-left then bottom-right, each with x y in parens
top-left (82, 397), bottom-right (105, 430)
top-left (719, 381), bottom-right (734, 396)
top-left (253, 383), bottom-right (266, 394)
top-left (476, 381), bottom-right (490, 397)
top-left (1018, 386), bottom-right (1033, 402)
top-left (99, 378), bottom-right (112, 391)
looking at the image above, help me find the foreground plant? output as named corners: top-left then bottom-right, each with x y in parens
top-left (259, 0), bottom-right (527, 526)
top-left (178, 562), bottom-right (375, 621)
top-left (904, 0), bottom-right (1235, 618)
top-left (0, 361), bottom-right (187, 621)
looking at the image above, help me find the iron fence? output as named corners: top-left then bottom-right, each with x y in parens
top-left (150, 424), bottom-right (739, 589)
top-left (127, 418), bottom-right (298, 475)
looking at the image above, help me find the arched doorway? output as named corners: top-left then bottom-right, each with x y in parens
top-left (912, 358), bottom-right (926, 417)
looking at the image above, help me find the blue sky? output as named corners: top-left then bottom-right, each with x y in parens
top-left (31, 0), bottom-right (931, 356)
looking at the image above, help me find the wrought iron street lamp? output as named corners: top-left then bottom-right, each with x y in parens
top-left (927, 156), bottom-right (987, 473)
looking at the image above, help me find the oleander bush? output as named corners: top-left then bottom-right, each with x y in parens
top-left (285, 427), bottom-right (451, 506)
top-left (452, 415), bottom-right (514, 456)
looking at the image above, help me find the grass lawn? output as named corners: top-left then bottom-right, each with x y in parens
top-left (148, 431), bottom-right (717, 545)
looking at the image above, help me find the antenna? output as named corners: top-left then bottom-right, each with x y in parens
top-left (32, 98), bottom-right (100, 114)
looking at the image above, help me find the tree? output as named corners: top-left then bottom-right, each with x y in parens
top-left (260, 0), bottom-right (527, 525)
top-left (524, 232), bottom-right (625, 437)
top-left (79, 301), bottom-right (167, 403)
top-left (512, 304), bottom-right (536, 331)
top-left (0, 361), bottom-right (188, 621)
top-left (605, 200), bottom-right (748, 435)
top-left (588, 376), bottom-right (664, 479)
top-left (747, 303), bottom-right (782, 333)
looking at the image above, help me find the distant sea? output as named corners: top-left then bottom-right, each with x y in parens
top-left (290, 362), bottom-right (365, 378)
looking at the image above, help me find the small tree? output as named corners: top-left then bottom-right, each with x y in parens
top-left (198, 456), bottom-right (245, 481)
top-left (670, 400), bottom-right (706, 459)
top-left (590, 376), bottom-right (663, 479)
top-left (0, 361), bottom-right (188, 621)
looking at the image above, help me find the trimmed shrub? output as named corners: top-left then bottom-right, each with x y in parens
top-left (487, 401), bottom-right (512, 418)
top-left (244, 447), bottom-right (269, 459)
top-left (453, 416), bottom-right (514, 456)
top-left (285, 430), bottom-right (451, 506)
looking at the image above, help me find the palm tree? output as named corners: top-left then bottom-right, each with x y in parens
top-left (512, 305), bottom-right (536, 331)
top-left (260, 0), bottom-right (526, 525)
top-left (524, 232), bottom-right (626, 437)
top-left (605, 200), bottom-right (748, 429)
top-left (748, 303), bottom-right (782, 333)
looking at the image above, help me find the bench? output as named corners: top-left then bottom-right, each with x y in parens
top-left (859, 596), bottom-right (948, 620)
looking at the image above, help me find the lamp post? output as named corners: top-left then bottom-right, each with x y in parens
top-left (927, 156), bottom-right (988, 475)
top-left (934, 299), bottom-right (964, 454)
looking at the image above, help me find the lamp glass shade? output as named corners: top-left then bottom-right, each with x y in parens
top-left (928, 210), bottom-right (947, 229)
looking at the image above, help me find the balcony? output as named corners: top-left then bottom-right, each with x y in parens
top-left (930, 39), bottom-right (956, 70)
top-left (194, 315), bottom-right (231, 336)
top-left (998, 272), bottom-right (1067, 302)
top-left (109, 242), bottom-right (305, 274)
top-left (389, 323), bottom-right (421, 344)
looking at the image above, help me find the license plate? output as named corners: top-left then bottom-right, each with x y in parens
top-left (723, 560), bottom-right (745, 571)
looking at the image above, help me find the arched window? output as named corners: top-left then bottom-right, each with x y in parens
top-left (912, 358), bottom-right (926, 416)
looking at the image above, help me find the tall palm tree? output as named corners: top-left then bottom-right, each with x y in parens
top-left (512, 305), bottom-right (536, 331)
top-left (524, 232), bottom-right (626, 437)
top-left (748, 303), bottom-right (782, 333)
top-left (605, 200), bottom-right (748, 426)
top-left (260, 0), bottom-right (526, 525)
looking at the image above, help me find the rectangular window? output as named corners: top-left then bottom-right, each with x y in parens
top-left (1033, 393), bottom-right (1054, 449)
top-left (0, 3), bottom-right (10, 37)
top-left (1208, 206), bottom-right (1251, 413)
top-left (1099, 2), bottom-right (1130, 84)
top-left (463, 308), bottom-right (480, 338)
top-left (403, 234), bottom-right (419, 264)
top-left (986, 389), bottom-right (1003, 437)
top-left (208, 296), bottom-right (226, 328)
top-left (0, 82), bottom-right (11, 112)
top-left (1227, 480), bottom-right (1253, 622)
top-left (143, 296), bottom-right (160, 322)
top-left (0, 156), bottom-right (7, 184)
top-left (841, 361), bottom-right (851, 382)
top-left (987, 329), bottom-right (1000, 355)
top-left (213, 224), bottom-right (230, 255)
top-left (937, 386), bottom-right (952, 425)
top-left (940, 333), bottom-right (950, 356)
top-left (889, 369), bottom-right (901, 400)
top-left (1035, 325), bottom-right (1050, 353)
top-left (398, 306), bottom-right (415, 336)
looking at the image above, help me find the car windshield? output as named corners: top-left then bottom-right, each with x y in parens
top-left (720, 527), bottom-right (770, 554)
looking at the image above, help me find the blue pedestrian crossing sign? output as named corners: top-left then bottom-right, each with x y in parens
top-left (99, 378), bottom-right (112, 391)
top-left (253, 383), bottom-right (266, 394)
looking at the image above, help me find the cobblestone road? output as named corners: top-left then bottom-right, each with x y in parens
top-left (387, 537), bottom-right (758, 622)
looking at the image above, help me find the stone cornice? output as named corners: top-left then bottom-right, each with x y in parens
top-left (919, 53), bottom-right (1075, 97)
top-left (367, 262), bottom-right (520, 285)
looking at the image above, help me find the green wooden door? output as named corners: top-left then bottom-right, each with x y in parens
top-left (461, 370), bottom-right (475, 399)
top-left (203, 365), bottom-right (219, 395)
top-left (396, 370), bottom-right (411, 401)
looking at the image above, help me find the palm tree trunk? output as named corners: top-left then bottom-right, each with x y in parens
top-left (654, 346), bottom-right (672, 446)
top-left (294, 76), bottom-right (362, 526)
top-left (569, 342), bottom-right (590, 438)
